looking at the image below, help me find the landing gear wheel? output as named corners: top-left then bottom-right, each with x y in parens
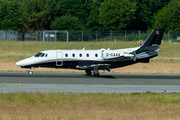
top-left (28, 67), bottom-right (35, 75)
top-left (93, 73), bottom-right (99, 77)
top-left (85, 70), bottom-right (92, 76)
top-left (28, 71), bottom-right (33, 75)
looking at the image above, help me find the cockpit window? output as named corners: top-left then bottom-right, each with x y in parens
top-left (34, 52), bottom-right (46, 57)
top-left (34, 52), bottom-right (43, 57)
top-left (41, 53), bottom-right (45, 57)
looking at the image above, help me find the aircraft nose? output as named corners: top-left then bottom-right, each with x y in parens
top-left (16, 60), bottom-right (26, 66)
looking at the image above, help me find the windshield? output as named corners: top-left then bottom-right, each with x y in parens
top-left (34, 52), bottom-right (43, 57)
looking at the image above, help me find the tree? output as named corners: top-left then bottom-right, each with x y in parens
top-left (85, 0), bottom-right (104, 31)
top-left (0, 0), bottom-right (25, 31)
top-left (152, 0), bottom-right (180, 31)
top-left (50, 14), bottom-right (83, 30)
top-left (57, 0), bottom-right (92, 30)
top-left (128, 0), bottom-right (170, 30)
top-left (43, 0), bottom-right (62, 30)
top-left (23, 0), bottom-right (47, 31)
top-left (25, 0), bottom-right (92, 31)
top-left (99, 0), bottom-right (136, 30)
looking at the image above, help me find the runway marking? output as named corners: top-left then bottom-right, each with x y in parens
top-left (0, 82), bottom-right (22, 88)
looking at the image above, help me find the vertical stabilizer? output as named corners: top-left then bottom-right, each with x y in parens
top-left (135, 28), bottom-right (165, 61)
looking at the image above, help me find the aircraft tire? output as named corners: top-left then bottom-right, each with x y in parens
top-left (85, 70), bottom-right (92, 76)
top-left (28, 71), bottom-right (33, 75)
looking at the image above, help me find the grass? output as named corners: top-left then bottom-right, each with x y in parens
top-left (0, 41), bottom-right (138, 54)
top-left (0, 92), bottom-right (180, 119)
top-left (1, 41), bottom-right (180, 62)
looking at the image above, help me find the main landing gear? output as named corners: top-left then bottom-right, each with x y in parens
top-left (28, 67), bottom-right (35, 75)
top-left (85, 68), bottom-right (99, 77)
top-left (93, 67), bottom-right (99, 77)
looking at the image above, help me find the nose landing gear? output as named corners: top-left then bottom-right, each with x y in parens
top-left (28, 67), bottom-right (35, 75)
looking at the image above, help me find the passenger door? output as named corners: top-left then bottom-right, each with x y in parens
top-left (56, 51), bottom-right (63, 66)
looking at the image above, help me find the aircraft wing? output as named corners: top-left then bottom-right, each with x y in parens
top-left (76, 64), bottom-right (111, 72)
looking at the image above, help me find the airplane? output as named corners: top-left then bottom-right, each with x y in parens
top-left (16, 28), bottom-right (165, 76)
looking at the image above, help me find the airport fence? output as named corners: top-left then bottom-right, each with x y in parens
top-left (0, 30), bottom-right (179, 42)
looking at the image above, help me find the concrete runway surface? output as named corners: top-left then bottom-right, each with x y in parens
top-left (0, 72), bottom-right (180, 93)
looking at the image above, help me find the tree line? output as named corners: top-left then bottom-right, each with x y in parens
top-left (0, 0), bottom-right (179, 32)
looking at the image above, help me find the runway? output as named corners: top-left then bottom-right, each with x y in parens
top-left (0, 72), bottom-right (180, 93)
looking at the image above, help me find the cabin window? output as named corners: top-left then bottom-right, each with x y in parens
top-left (72, 53), bottom-right (75, 57)
top-left (86, 54), bottom-right (89, 57)
top-left (95, 54), bottom-right (98, 57)
top-left (65, 53), bottom-right (68, 57)
top-left (79, 54), bottom-right (82, 57)
top-left (45, 54), bottom-right (48, 57)
top-left (34, 52), bottom-right (43, 57)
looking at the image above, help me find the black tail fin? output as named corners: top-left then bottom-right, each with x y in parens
top-left (136, 28), bottom-right (165, 54)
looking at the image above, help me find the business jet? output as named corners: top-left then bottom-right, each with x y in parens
top-left (16, 28), bottom-right (165, 76)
